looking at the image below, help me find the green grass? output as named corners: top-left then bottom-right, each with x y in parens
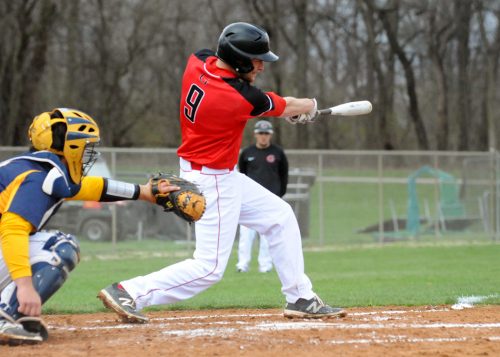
top-left (43, 242), bottom-right (500, 314)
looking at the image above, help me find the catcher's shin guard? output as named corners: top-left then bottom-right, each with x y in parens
top-left (0, 231), bottom-right (80, 322)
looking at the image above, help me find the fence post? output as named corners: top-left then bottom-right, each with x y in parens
top-left (433, 154), bottom-right (441, 238)
top-left (378, 154), bottom-right (384, 244)
top-left (318, 153), bottom-right (324, 246)
top-left (492, 149), bottom-right (499, 241)
top-left (111, 150), bottom-right (117, 247)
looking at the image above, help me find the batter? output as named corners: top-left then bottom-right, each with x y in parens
top-left (99, 22), bottom-right (346, 321)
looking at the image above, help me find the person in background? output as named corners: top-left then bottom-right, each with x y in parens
top-left (236, 120), bottom-right (288, 273)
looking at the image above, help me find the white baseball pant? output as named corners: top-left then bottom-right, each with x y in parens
top-left (236, 225), bottom-right (273, 273)
top-left (0, 231), bottom-right (60, 293)
top-left (121, 158), bottom-right (315, 310)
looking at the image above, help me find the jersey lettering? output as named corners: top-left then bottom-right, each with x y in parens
top-left (184, 84), bottom-right (205, 123)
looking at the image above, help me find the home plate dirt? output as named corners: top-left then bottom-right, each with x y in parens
top-left (2, 306), bottom-right (499, 356)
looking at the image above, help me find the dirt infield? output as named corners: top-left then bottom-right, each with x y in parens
top-left (1, 305), bottom-right (499, 356)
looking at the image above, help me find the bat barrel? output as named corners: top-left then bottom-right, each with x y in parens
top-left (318, 101), bottom-right (372, 116)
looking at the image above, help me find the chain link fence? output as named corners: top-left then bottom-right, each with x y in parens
top-left (2, 147), bottom-right (499, 247)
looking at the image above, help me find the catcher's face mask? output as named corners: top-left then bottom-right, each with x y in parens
top-left (82, 143), bottom-right (100, 177)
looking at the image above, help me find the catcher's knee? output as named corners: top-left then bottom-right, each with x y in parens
top-left (0, 231), bottom-right (80, 319)
top-left (34, 231), bottom-right (80, 298)
top-left (42, 231), bottom-right (81, 273)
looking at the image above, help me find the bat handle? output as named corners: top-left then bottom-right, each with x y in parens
top-left (318, 108), bottom-right (332, 115)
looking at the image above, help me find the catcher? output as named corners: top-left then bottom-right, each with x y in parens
top-left (0, 108), bottom-right (204, 345)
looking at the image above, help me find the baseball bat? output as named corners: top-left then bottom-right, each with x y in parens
top-left (318, 101), bottom-right (372, 116)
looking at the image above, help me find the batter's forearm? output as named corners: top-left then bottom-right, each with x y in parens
top-left (281, 97), bottom-right (315, 117)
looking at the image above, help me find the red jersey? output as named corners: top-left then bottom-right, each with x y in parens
top-left (177, 50), bottom-right (286, 169)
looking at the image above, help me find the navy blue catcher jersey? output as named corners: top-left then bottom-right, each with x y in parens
top-left (0, 151), bottom-right (81, 230)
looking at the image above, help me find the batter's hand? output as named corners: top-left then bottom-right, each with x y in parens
top-left (15, 277), bottom-right (42, 316)
top-left (286, 98), bottom-right (319, 124)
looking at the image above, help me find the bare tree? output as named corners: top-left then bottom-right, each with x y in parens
top-left (360, 0), bottom-right (396, 149)
top-left (427, 2), bottom-right (454, 150)
top-left (373, 0), bottom-right (429, 150)
top-left (476, 1), bottom-right (500, 150)
top-left (243, 0), bottom-right (288, 146)
top-left (2, 0), bottom-right (497, 151)
top-left (455, 0), bottom-right (472, 151)
top-left (0, 0), bottom-right (55, 146)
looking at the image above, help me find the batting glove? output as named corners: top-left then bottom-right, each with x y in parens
top-left (285, 98), bottom-right (319, 124)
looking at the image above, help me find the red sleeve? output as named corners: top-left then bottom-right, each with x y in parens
top-left (265, 92), bottom-right (286, 117)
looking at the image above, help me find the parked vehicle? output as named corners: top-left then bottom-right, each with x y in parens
top-left (44, 158), bottom-right (139, 241)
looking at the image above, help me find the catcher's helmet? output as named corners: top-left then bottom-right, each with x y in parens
top-left (216, 22), bottom-right (278, 74)
top-left (29, 108), bottom-right (100, 184)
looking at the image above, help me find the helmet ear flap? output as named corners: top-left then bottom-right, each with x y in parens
top-left (217, 36), bottom-right (254, 73)
top-left (51, 122), bottom-right (67, 152)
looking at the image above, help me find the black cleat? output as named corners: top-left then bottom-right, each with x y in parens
top-left (283, 295), bottom-right (347, 319)
top-left (98, 283), bottom-right (148, 323)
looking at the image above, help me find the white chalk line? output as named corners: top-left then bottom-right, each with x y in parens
top-left (253, 321), bottom-right (500, 330)
top-left (50, 320), bottom-right (500, 333)
top-left (451, 294), bottom-right (499, 310)
top-left (85, 312), bottom-right (278, 324)
top-left (83, 308), bottom-right (450, 324)
top-left (349, 308), bottom-right (449, 316)
top-left (328, 336), bottom-right (469, 345)
top-left (47, 310), bottom-right (500, 346)
top-left (52, 307), bottom-right (487, 333)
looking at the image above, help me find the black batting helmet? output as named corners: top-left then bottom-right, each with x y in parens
top-left (216, 22), bottom-right (278, 74)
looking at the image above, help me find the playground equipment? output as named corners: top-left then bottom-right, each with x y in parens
top-left (359, 166), bottom-right (479, 240)
top-left (406, 166), bottom-right (470, 235)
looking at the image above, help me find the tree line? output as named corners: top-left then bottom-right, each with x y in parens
top-left (1, 0), bottom-right (499, 151)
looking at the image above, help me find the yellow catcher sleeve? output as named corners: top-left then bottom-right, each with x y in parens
top-left (67, 176), bottom-right (104, 201)
top-left (0, 211), bottom-right (33, 280)
top-left (68, 177), bottom-right (139, 202)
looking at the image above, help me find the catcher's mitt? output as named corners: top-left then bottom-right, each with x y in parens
top-left (150, 173), bottom-right (206, 223)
